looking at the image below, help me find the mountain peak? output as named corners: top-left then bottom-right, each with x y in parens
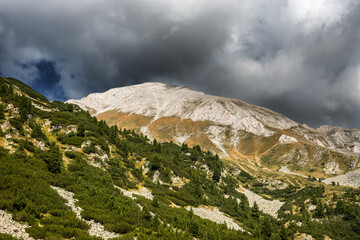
top-left (67, 82), bottom-right (360, 164)
top-left (67, 82), bottom-right (297, 137)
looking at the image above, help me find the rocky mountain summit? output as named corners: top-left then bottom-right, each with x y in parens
top-left (68, 82), bottom-right (360, 178)
top-left (67, 82), bottom-right (298, 135)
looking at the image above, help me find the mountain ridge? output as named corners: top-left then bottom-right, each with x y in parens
top-left (67, 82), bottom-right (298, 134)
top-left (67, 82), bottom-right (360, 181)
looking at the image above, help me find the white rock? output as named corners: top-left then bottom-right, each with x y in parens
top-left (186, 206), bottom-right (245, 232)
top-left (153, 170), bottom-right (164, 184)
top-left (174, 134), bottom-right (191, 145)
top-left (323, 168), bottom-right (360, 188)
top-left (44, 119), bottom-right (51, 126)
top-left (81, 141), bottom-right (91, 148)
top-left (260, 178), bottom-right (288, 190)
top-left (317, 125), bottom-right (360, 155)
top-left (1, 121), bottom-right (10, 131)
top-left (237, 187), bottom-right (284, 218)
top-left (205, 126), bottom-right (230, 157)
top-left (0, 210), bottom-right (34, 240)
top-left (67, 82), bottom-right (360, 157)
top-left (37, 141), bottom-right (46, 150)
top-left (308, 204), bottom-right (317, 211)
top-left (170, 174), bottom-right (188, 188)
top-left (350, 158), bottom-right (359, 169)
top-left (115, 186), bottom-right (154, 200)
top-left (51, 186), bottom-right (120, 240)
top-left (199, 164), bottom-right (213, 178)
top-left (279, 135), bottom-right (298, 144)
top-left (67, 82), bottom-right (298, 137)
top-left (323, 161), bottom-right (342, 175)
top-left (32, 103), bottom-right (53, 112)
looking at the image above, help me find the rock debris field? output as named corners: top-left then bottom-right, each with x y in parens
top-left (323, 168), bottom-right (360, 188)
top-left (237, 187), bottom-right (284, 218)
top-left (280, 165), bottom-right (360, 188)
top-left (1, 185), bottom-right (284, 239)
top-left (0, 210), bottom-right (34, 240)
top-left (115, 185), bottom-right (154, 200)
top-left (186, 206), bottom-right (245, 232)
top-left (51, 186), bottom-right (120, 240)
top-left (115, 185), bottom-right (246, 232)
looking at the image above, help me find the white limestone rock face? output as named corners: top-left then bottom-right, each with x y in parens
top-left (297, 147), bottom-right (309, 165)
top-left (323, 168), bottom-right (360, 188)
top-left (205, 126), bottom-right (229, 157)
top-left (323, 161), bottom-right (342, 175)
top-left (67, 82), bottom-right (298, 137)
top-left (279, 135), bottom-right (298, 144)
top-left (0, 210), bottom-right (34, 240)
top-left (317, 125), bottom-right (360, 154)
top-left (350, 157), bottom-right (359, 169)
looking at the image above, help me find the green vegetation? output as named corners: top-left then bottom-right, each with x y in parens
top-left (5, 77), bottom-right (49, 103)
top-left (0, 76), bottom-right (359, 240)
top-left (30, 122), bottom-right (48, 143)
top-left (0, 104), bottom-right (5, 120)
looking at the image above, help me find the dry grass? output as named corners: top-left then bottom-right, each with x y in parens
top-left (97, 110), bottom-right (152, 132)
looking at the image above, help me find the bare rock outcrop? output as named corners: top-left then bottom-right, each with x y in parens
top-left (323, 161), bottom-right (342, 175)
top-left (260, 178), bottom-right (288, 190)
top-left (51, 186), bottom-right (120, 240)
top-left (0, 210), bottom-right (34, 240)
top-left (115, 185), bottom-right (154, 200)
top-left (186, 206), bottom-right (245, 232)
top-left (323, 168), bottom-right (360, 188)
top-left (237, 187), bottom-right (284, 218)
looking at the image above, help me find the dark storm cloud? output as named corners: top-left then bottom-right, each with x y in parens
top-left (0, 0), bottom-right (359, 128)
top-left (33, 60), bottom-right (65, 101)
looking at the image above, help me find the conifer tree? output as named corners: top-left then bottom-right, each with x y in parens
top-left (212, 166), bottom-right (221, 182)
top-left (251, 202), bottom-right (260, 219)
top-left (270, 233), bottom-right (282, 240)
top-left (19, 96), bottom-right (32, 122)
top-left (31, 124), bottom-right (47, 142)
top-left (152, 196), bottom-right (159, 208)
top-left (44, 142), bottom-right (62, 173)
top-left (0, 104), bottom-right (4, 119)
top-left (77, 123), bottom-right (85, 137)
top-left (314, 200), bottom-right (325, 218)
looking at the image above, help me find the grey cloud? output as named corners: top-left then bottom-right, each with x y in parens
top-left (0, 0), bottom-right (360, 128)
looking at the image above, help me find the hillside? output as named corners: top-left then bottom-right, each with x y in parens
top-left (1, 76), bottom-right (360, 240)
top-left (67, 82), bottom-right (360, 184)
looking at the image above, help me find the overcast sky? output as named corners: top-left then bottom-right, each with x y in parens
top-left (0, 0), bottom-right (360, 129)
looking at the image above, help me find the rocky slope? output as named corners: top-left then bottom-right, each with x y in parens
top-left (2, 76), bottom-right (360, 240)
top-left (67, 82), bottom-right (360, 178)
